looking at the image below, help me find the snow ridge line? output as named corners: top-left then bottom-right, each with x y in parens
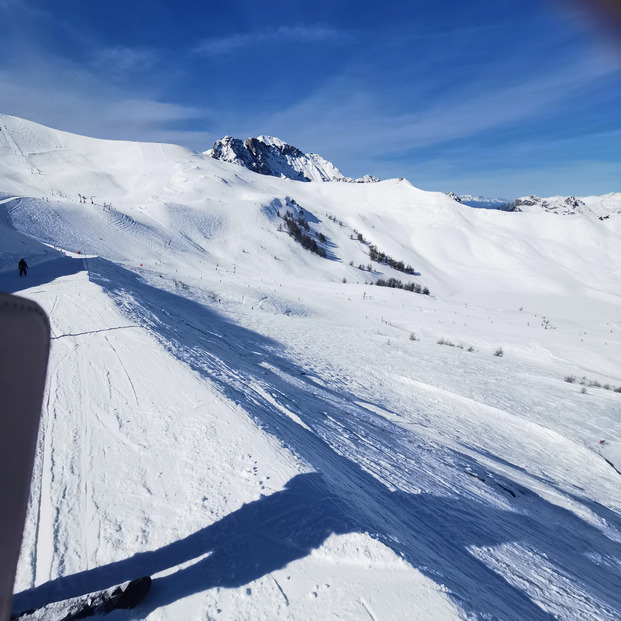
top-left (0, 196), bottom-right (21, 205)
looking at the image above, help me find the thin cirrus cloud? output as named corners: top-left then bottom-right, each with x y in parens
top-left (0, 63), bottom-right (211, 149)
top-left (258, 48), bottom-right (619, 162)
top-left (193, 25), bottom-right (351, 56)
top-left (90, 46), bottom-right (160, 78)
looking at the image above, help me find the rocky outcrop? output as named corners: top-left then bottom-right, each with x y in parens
top-left (206, 135), bottom-right (379, 183)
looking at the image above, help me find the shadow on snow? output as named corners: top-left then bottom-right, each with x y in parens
top-left (13, 258), bottom-right (621, 619)
top-left (0, 256), bottom-right (85, 295)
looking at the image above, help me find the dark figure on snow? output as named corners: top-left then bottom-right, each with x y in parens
top-left (18, 258), bottom-right (28, 277)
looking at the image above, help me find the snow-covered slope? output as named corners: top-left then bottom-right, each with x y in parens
top-left (1, 113), bottom-right (620, 620)
top-left (206, 134), bottom-right (380, 183)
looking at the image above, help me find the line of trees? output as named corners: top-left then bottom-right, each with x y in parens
top-left (368, 245), bottom-right (415, 274)
top-left (279, 210), bottom-right (326, 258)
top-left (374, 277), bottom-right (429, 295)
top-left (353, 230), bottom-right (416, 275)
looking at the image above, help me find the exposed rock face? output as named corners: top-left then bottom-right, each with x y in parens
top-left (509, 195), bottom-right (587, 215)
top-left (206, 135), bottom-right (380, 183)
top-left (446, 192), bottom-right (621, 218)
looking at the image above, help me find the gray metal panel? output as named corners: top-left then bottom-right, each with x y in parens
top-left (0, 293), bottom-right (50, 621)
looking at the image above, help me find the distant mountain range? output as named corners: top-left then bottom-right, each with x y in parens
top-left (453, 195), bottom-right (511, 210)
top-left (450, 193), bottom-right (621, 218)
top-left (206, 135), bottom-right (380, 184)
top-left (205, 138), bottom-right (620, 217)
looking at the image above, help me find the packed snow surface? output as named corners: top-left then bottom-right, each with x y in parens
top-left (1, 113), bottom-right (620, 620)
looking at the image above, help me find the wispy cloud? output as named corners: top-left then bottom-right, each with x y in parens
top-left (248, 49), bottom-right (620, 171)
top-left (0, 60), bottom-right (212, 151)
top-left (193, 25), bottom-right (350, 55)
top-left (0, 0), bottom-right (46, 17)
top-left (90, 46), bottom-right (160, 79)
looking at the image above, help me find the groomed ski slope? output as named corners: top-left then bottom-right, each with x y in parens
top-left (1, 114), bottom-right (620, 620)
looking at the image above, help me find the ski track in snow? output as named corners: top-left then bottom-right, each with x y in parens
top-left (11, 253), bottom-right (621, 621)
top-left (74, 258), bottom-right (620, 621)
top-left (2, 114), bottom-right (620, 620)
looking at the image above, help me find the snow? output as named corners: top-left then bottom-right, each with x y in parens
top-left (601, 441), bottom-right (621, 474)
top-left (255, 136), bottom-right (289, 148)
top-left (1, 112), bottom-right (620, 620)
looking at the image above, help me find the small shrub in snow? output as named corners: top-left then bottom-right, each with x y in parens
top-left (467, 346), bottom-right (474, 352)
top-left (569, 374), bottom-right (621, 394)
top-left (493, 347), bottom-right (504, 357)
top-left (437, 337), bottom-right (455, 347)
top-left (409, 333), bottom-right (419, 341)
top-left (174, 279), bottom-right (190, 290)
top-left (581, 387), bottom-right (587, 394)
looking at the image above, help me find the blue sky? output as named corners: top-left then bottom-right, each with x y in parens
top-left (0, 0), bottom-right (619, 198)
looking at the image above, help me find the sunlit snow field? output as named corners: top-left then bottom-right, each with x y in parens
top-left (1, 114), bottom-right (620, 620)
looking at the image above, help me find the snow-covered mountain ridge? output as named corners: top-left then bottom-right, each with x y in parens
top-left (1, 113), bottom-right (620, 621)
top-left (455, 194), bottom-right (511, 210)
top-left (508, 193), bottom-right (621, 217)
top-left (453, 192), bottom-right (621, 216)
top-left (206, 134), bottom-right (380, 183)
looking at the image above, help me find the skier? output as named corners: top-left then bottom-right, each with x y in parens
top-left (18, 258), bottom-right (28, 277)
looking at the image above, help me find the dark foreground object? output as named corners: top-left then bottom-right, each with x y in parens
top-left (12, 576), bottom-right (152, 620)
top-left (0, 293), bottom-right (50, 621)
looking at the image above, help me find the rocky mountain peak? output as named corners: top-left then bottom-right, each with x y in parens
top-left (205, 135), bottom-right (379, 184)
